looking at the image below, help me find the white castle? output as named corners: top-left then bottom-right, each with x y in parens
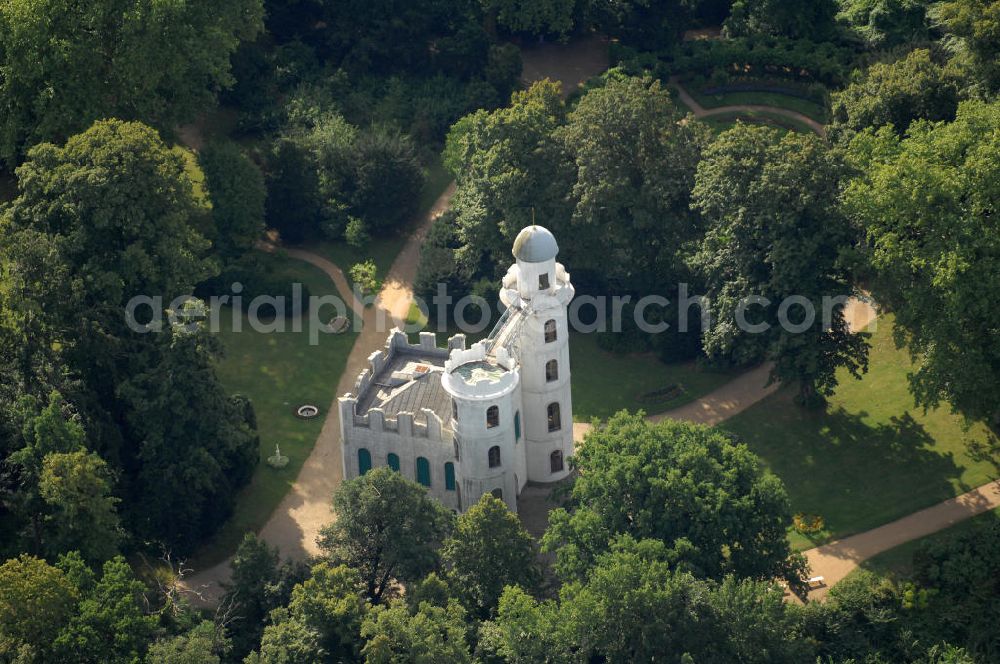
top-left (338, 225), bottom-right (575, 512)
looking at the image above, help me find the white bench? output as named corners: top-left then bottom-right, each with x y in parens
top-left (807, 576), bottom-right (825, 590)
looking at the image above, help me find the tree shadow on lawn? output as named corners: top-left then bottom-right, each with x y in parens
top-left (725, 389), bottom-right (974, 547)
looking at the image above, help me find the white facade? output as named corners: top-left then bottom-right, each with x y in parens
top-left (339, 225), bottom-right (575, 513)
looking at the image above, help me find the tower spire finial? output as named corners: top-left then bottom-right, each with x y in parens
top-left (531, 207), bottom-right (536, 227)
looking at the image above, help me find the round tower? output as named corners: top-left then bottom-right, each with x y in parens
top-left (500, 225), bottom-right (575, 483)
top-left (441, 344), bottom-right (525, 512)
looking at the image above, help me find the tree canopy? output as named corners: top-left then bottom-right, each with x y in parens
top-left (691, 124), bottom-right (869, 404)
top-left (318, 468), bottom-right (455, 603)
top-left (0, 0), bottom-right (263, 164)
top-left (542, 412), bottom-right (804, 584)
top-left (843, 100), bottom-right (1000, 428)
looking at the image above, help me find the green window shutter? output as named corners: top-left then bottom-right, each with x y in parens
top-left (387, 453), bottom-right (400, 472)
top-left (444, 462), bottom-right (456, 491)
top-left (358, 448), bottom-right (372, 475)
top-left (416, 457), bottom-right (431, 487)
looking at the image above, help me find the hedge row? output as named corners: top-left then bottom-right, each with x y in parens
top-left (614, 37), bottom-right (856, 87)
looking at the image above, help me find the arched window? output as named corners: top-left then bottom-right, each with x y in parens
top-left (514, 411), bottom-right (521, 441)
top-left (545, 359), bottom-right (558, 382)
top-left (452, 400), bottom-right (458, 422)
top-left (538, 272), bottom-right (550, 290)
top-left (387, 453), bottom-right (400, 472)
top-left (416, 457), bottom-right (431, 487)
top-left (358, 448), bottom-right (372, 475)
top-left (491, 488), bottom-right (503, 500)
top-left (547, 402), bottom-right (561, 432)
top-left (444, 462), bottom-right (456, 491)
top-left (550, 450), bottom-right (564, 473)
top-left (488, 445), bottom-right (501, 468)
top-left (486, 405), bottom-right (499, 429)
top-left (544, 319), bottom-right (557, 343)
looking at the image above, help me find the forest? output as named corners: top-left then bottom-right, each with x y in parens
top-left (0, 0), bottom-right (998, 662)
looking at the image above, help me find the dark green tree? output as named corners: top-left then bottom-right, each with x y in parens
top-left (145, 621), bottom-right (229, 664)
top-left (199, 142), bottom-right (267, 261)
top-left (52, 556), bottom-right (157, 664)
top-left (837, 0), bottom-right (933, 47)
top-left (843, 100), bottom-right (1000, 428)
top-left (441, 494), bottom-right (540, 619)
top-left (725, 0), bottom-right (838, 38)
top-left (542, 412), bottom-right (805, 585)
top-left (691, 124), bottom-right (868, 404)
top-left (482, 537), bottom-right (810, 663)
top-left (0, 0), bottom-right (263, 163)
top-left (360, 598), bottom-right (472, 663)
top-left (318, 467), bottom-right (454, 603)
top-left (933, 0), bottom-right (1000, 92)
top-left (830, 49), bottom-right (959, 140)
top-left (555, 75), bottom-right (708, 292)
top-left (250, 562), bottom-right (367, 663)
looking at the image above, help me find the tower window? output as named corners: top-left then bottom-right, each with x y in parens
top-left (358, 448), bottom-right (372, 475)
top-left (488, 445), bottom-right (501, 468)
top-left (416, 457), bottom-right (431, 487)
top-left (387, 453), bottom-right (400, 472)
top-left (546, 359), bottom-right (558, 382)
top-left (514, 411), bottom-right (521, 441)
top-left (538, 272), bottom-right (550, 290)
top-left (445, 462), bottom-right (456, 491)
top-left (452, 400), bottom-right (458, 421)
top-left (544, 319), bottom-right (557, 343)
top-left (550, 450), bottom-right (564, 473)
top-left (547, 402), bottom-right (561, 432)
top-left (486, 405), bottom-right (499, 429)
top-left (491, 488), bottom-right (503, 500)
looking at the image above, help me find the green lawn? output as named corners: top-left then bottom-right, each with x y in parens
top-left (191, 158), bottom-right (452, 566)
top-left (192, 255), bottom-right (359, 567)
top-left (689, 88), bottom-right (829, 124)
top-left (853, 507), bottom-right (1000, 579)
top-left (570, 331), bottom-right (736, 421)
top-left (699, 110), bottom-right (818, 135)
top-left (722, 318), bottom-right (998, 551)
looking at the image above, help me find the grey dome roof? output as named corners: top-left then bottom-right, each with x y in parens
top-left (512, 225), bottom-right (558, 263)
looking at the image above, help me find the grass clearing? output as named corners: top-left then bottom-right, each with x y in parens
top-left (722, 317), bottom-right (998, 551)
top-left (192, 255), bottom-right (359, 567)
top-left (689, 88), bottom-right (829, 123)
top-left (570, 331), bottom-right (737, 421)
top-left (699, 110), bottom-right (818, 135)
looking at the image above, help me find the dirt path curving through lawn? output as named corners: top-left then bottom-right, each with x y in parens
top-left (671, 77), bottom-right (827, 138)
top-left (180, 184), bottom-right (456, 604)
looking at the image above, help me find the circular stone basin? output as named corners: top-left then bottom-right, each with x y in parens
top-left (296, 404), bottom-right (320, 419)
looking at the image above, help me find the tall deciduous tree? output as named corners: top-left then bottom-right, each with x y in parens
top-left (1, 120), bottom-right (257, 553)
top-left (933, 0), bottom-right (1000, 92)
top-left (0, 554), bottom-right (78, 662)
top-left (691, 124), bottom-right (868, 404)
top-left (318, 468), bottom-right (455, 603)
top-left (725, 0), bottom-right (838, 38)
top-left (843, 100), bottom-right (1000, 429)
top-left (361, 598), bottom-right (472, 663)
top-left (199, 142), bottom-right (267, 262)
top-left (481, 537), bottom-right (809, 663)
top-left (830, 49), bottom-right (960, 140)
top-left (441, 494), bottom-right (540, 619)
top-left (542, 412), bottom-right (805, 584)
top-left (555, 75), bottom-right (708, 292)
top-left (0, 0), bottom-right (263, 163)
